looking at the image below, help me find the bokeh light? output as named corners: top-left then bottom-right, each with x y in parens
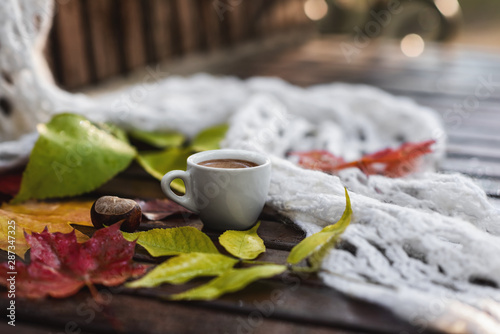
top-left (400, 34), bottom-right (425, 57)
top-left (435, 0), bottom-right (460, 17)
top-left (304, 0), bottom-right (329, 21)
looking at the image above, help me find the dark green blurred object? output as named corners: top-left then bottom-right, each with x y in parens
top-left (315, 0), bottom-right (462, 42)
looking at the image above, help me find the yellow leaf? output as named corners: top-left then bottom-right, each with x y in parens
top-left (127, 253), bottom-right (238, 288)
top-left (122, 227), bottom-right (219, 257)
top-left (1, 200), bottom-right (94, 226)
top-left (218, 222), bottom-right (265, 260)
top-left (171, 264), bottom-right (286, 301)
top-left (287, 188), bottom-right (352, 266)
top-left (0, 200), bottom-right (94, 258)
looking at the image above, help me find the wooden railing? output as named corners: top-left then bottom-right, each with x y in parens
top-left (45, 0), bottom-right (312, 89)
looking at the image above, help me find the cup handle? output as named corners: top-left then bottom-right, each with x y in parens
top-left (161, 170), bottom-right (199, 213)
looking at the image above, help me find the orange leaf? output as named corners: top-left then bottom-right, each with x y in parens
top-left (0, 200), bottom-right (94, 258)
top-left (291, 140), bottom-right (436, 178)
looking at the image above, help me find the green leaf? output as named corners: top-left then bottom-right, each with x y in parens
top-left (129, 129), bottom-right (185, 148)
top-left (219, 222), bottom-right (265, 260)
top-left (96, 122), bottom-right (130, 143)
top-left (287, 188), bottom-right (352, 266)
top-left (171, 264), bottom-right (286, 301)
top-left (190, 124), bottom-right (229, 151)
top-left (13, 114), bottom-right (136, 203)
top-left (122, 227), bottom-right (219, 257)
top-left (136, 147), bottom-right (191, 193)
top-left (126, 253), bottom-right (238, 288)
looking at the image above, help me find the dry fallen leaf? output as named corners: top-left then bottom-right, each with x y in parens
top-left (0, 200), bottom-right (94, 258)
top-left (291, 140), bottom-right (436, 178)
top-left (136, 198), bottom-right (192, 221)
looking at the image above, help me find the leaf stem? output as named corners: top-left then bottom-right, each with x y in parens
top-left (86, 281), bottom-right (104, 304)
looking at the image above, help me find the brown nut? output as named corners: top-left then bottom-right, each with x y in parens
top-left (91, 196), bottom-right (142, 232)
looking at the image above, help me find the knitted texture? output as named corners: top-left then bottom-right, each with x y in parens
top-left (1, 1), bottom-right (499, 332)
top-left (223, 94), bottom-right (500, 334)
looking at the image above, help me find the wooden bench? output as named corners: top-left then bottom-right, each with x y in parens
top-left (46, 0), bottom-right (312, 89)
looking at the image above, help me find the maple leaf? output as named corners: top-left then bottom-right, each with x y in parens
top-left (0, 200), bottom-right (94, 258)
top-left (0, 224), bottom-right (148, 299)
top-left (291, 140), bottom-right (436, 178)
top-left (290, 150), bottom-right (346, 171)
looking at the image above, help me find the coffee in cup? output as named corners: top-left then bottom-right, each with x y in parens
top-left (197, 159), bottom-right (258, 169)
top-left (161, 149), bottom-right (271, 231)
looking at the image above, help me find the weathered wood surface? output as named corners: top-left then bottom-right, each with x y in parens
top-left (3, 37), bottom-right (500, 333)
top-left (0, 215), bottom-right (435, 334)
top-left (47, 0), bottom-right (312, 89)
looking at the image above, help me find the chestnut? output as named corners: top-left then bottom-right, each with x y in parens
top-left (91, 196), bottom-right (142, 232)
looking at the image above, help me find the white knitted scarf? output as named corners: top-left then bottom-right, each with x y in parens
top-left (1, 1), bottom-right (499, 333)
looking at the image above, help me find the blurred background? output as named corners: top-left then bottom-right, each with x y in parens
top-left (45, 0), bottom-right (500, 91)
top-left (458, 0), bottom-right (500, 47)
top-left (308, 0), bottom-right (500, 47)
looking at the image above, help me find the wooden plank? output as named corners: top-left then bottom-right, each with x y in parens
top-left (218, 0), bottom-right (233, 46)
top-left (199, 0), bottom-right (225, 50)
top-left (227, 0), bottom-right (247, 43)
top-left (255, 1), bottom-right (272, 38)
top-left (192, 0), bottom-right (209, 51)
top-left (209, 38), bottom-right (500, 99)
top-left (139, 0), bottom-right (155, 64)
top-left (440, 158), bottom-right (500, 179)
top-left (297, 0), bottom-right (311, 25)
top-left (282, 0), bottom-right (297, 29)
top-left (42, 15), bottom-right (57, 84)
top-left (0, 291), bottom-right (389, 334)
top-left (0, 321), bottom-right (95, 334)
top-left (45, 15), bottom-right (63, 85)
top-left (51, 0), bottom-right (90, 89)
top-left (120, 0), bottom-right (147, 71)
top-left (287, 38), bottom-right (500, 73)
top-left (444, 115), bottom-right (500, 128)
top-left (84, 0), bottom-right (122, 80)
top-left (176, 0), bottom-right (202, 53)
top-left (277, 0), bottom-right (289, 31)
top-left (139, 0), bottom-right (163, 64)
top-left (168, 0), bottom-right (183, 56)
top-left (126, 279), bottom-right (430, 334)
top-left (446, 144), bottom-right (500, 161)
top-left (411, 96), bottom-right (500, 115)
top-left (266, 1), bottom-right (281, 34)
top-left (447, 131), bottom-right (500, 145)
top-left (147, 0), bottom-right (174, 60)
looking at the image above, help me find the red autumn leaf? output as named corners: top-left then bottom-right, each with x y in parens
top-left (0, 223), bottom-right (148, 299)
top-left (136, 198), bottom-right (192, 221)
top-left (291, 140), bottom-right (436, 178)
top-left (0, 171), bottom-right (23, 196)
top-left (290, 150), bottom-right (346, 171)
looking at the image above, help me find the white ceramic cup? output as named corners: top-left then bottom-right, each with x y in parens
top-left (161, 149), bottom-right (271, 231)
